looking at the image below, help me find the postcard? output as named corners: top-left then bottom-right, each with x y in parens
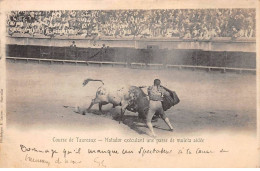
top-left (0, 0), bottom-right (259, 168)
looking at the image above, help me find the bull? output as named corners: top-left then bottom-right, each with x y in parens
top-left (82, 78), bottom-right (149, 123)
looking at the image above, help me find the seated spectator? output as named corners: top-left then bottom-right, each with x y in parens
top-left (245, 26), bottom-right (254, 38)
top-left (183, 30), bottom-right (192, 39)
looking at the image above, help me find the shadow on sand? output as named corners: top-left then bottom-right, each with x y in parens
top-left (69, 106), bottom-right (151, 136)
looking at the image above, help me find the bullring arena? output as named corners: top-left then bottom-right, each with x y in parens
top-left (5, 9), bottom-right (257, 138)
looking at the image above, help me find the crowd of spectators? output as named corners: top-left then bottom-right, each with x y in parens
top-left (7, 9), bottom-right (256, 40)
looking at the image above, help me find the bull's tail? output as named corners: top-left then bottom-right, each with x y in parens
top-left (83, 78), bottom-right (104, 87)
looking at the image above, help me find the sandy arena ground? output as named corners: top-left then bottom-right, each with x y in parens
top-left (6, 61), bottom-right (256, 137)
top-left (1, 60), bottom-right (258, 167)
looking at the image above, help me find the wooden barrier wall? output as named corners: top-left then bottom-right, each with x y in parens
top-left (6, 44), bottom-right (256, 69)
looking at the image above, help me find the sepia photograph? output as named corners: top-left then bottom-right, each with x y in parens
top-left (0, 0), bottom-right (259, 168)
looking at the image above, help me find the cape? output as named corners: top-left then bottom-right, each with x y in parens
top-left (126, 86), bottom-right (149, 119)
top-left (125, 86), bottom-right (180, 119)
top-left (161, 86), bottom-right (180, 111)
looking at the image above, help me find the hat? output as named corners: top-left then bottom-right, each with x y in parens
top-left (154, 79), bottom-right (161, 85)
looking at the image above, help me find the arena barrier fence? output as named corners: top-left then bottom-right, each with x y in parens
top-left (166, 64), bottom-right (256, 73)
top-left (6, 57), bottom-right (256, 73)
top-left (6, 57), bottom-right (127, 67)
